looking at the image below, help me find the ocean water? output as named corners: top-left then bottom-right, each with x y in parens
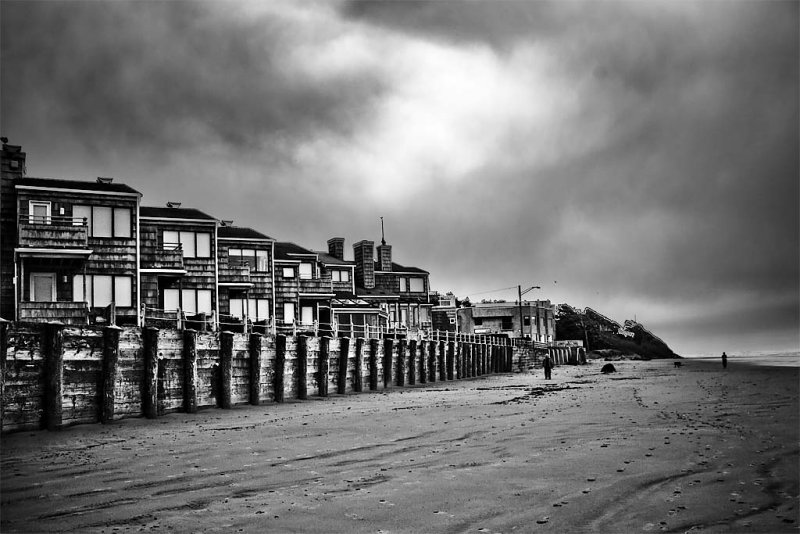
top-left (685, 350), bottom-right (800, 368)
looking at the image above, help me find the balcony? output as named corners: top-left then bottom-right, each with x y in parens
top-left (219, 258), bottom-right (251, 285)
top-left (18, 301), bottom-right (89, 325)
top-left (299, 277), bottom-right (333, 294)
top-left (17, 214), bottom-right (89, 250)
top-left (141, 244), bottom-right (185, 271)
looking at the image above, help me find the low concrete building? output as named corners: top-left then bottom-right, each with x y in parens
top-left (457, 300), bottom-right (556, 343)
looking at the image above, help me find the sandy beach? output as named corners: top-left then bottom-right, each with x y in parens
top-left (2, 358), bottom-right (798, 533)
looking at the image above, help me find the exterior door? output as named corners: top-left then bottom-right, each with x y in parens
top-left (301, 305), bottom-right (314, 326)
top-left (30, 273), bottom-right (56, 302)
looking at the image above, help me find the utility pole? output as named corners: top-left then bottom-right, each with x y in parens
top-left (518, 285), bottom-right (541, 340)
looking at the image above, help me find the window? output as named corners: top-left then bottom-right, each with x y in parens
top-left (73, 205), bottom-right (131, 237)
top-left (283, 302), bottom-right (295, 324)
top-left (29, 201), bottom-right (51, 224)
top-left (162, 288), bottom-right (212, 314)
top-left (299, 263), bottom-right (313, 279)
top-left (501, 317), bottom-right (513, 330)
top-left (409, 278), bottom-right (424, 292)
top-left (399, 278), bottom-right (406, 292)
top-left (331, 269), bottom-right (349, 282)
top-left (163, 231), bottom-right (211, 258)
top-left (30, 272), bottom-right (56, 301)
top-left (249, 299), bottom-right (270, 321)
top-left (73, 274), bottom-right (133, 307)
top-left (93, 207), bottom-right (112, 237)
top-left (282, 267), bottom-right (295, 278)
top-left (524, 315), bottom-right (531, 326)
top-left (228, 248), bottom-right (269, 272)
top-left (474, 318), bottom-right (483, 326)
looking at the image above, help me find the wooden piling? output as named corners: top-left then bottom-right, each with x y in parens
top-left (43, 322), bottom-right (64, 431)
top-left (183, 329), bottom-right (198, 414)
top-left (274, 334), bottom-right (286, 402)
top-left (249, 333), bottom-right (262, 405)
top-left (297, 336), bottom-right (308, 400)
top-left (143, 327), bottom-right (159, 419)
top-left (354, 338), bottom-right (363, 393)
top-left (438, 341), bottom-right (446, 381)
top-left (419, 339), bottom-right (427, 384)
top-left (100, 326), bottom-right (122, 423)
top-left (337, 337), bottom-right (349, 395)
top-left (428, 340), bottom-right (437, 383)
top-left (447, 341), bottom-right (455, 380)
top-left (396, 339), bottom-right (405, 387)
top-left (318, 336), bottom-right (329, 397)
top-left (408, 339), bottom-right (416, 386)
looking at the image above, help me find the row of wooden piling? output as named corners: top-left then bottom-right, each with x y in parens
top-left (1, 322), bottom-right (516, 431)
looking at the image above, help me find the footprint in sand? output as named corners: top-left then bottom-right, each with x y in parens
top-left (536, 517), bottom-right (550, 524)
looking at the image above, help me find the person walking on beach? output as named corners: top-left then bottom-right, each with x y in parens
top-left (543, 354), bottom-right (553, 380)
top-left (721, 351), bottom-right (728, 369)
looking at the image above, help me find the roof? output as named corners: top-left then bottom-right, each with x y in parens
top-left (274, 241), bottom-right (317, 261)
top-left (375, 261), bottom-right (429, 274)
top-left (15, 176), bottom-right (141, 196)
top-left (218, 226), bottom-right (273, 241)
top-left (315, 251), bottom-right (354, 266)
top-left (140, 206), bottom-right (216, 221)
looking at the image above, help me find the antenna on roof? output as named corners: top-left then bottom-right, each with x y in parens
top-left (166, 201), bottom-right (182, 208)
top-left (97, 177), bottom-right (114, 184)
top-left (380, 216), bottom-right (386, 245)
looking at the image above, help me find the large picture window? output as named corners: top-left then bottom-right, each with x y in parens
top-left (162, 288), bottom-right (212, 314)
top-left (230, 298), bottom-right (270, 321)
top-left (299, 263), bottom-right (313, 280)
top-left (73, 205), bottom-right (131, 238)
top-left (228, 248), bottom-right (269, 271)
top-left (73, 274), bottom-right (133, 307)
top-left (162, 230), bottom-right (211, 258)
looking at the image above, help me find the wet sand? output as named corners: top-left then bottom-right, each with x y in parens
top-left (2, 359), bottom-right (798, 533)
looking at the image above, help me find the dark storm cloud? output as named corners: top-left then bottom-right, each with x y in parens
top-left (1, 1), bottom-right (385, 156)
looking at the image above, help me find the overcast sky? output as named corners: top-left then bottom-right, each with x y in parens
top-left (2, 1), bottom-right (797, 356)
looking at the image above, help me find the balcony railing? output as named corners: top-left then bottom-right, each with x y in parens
top-left (17, 214), bottom-right (89, 249)
top-left (219, 258), bottom-right (251, 283)
top-left (141, 243), bottom-right (184, 270)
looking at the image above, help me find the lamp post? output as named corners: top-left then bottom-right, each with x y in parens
top-left (518, 285), bottom-right (540, 341)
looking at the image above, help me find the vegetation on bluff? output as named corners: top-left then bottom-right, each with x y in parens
top-left (555, 304), bottom-right (678, 360)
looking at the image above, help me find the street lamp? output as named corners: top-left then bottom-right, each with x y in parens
top-left (518, 285), bottom-right (540, 340)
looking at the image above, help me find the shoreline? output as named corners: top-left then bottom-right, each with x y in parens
top-left (2, 359), bottom-right (798, 532)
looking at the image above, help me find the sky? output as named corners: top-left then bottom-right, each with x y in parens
top-left (1, 0), bottom-right (798, 356)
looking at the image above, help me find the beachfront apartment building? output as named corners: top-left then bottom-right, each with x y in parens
top-left (139, 203), bottom-right (218, 329)
top-left (217, 223), bottom-right (274, 333)
top-left (351, 238), bottom-right (432, 336)
top-left (1, 142), bottom-right (142, 325)
top-left (1, 143), bottom-right (440, 338)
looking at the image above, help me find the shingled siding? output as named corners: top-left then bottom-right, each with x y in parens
top-left (0, 323), bottom-right (538, 433)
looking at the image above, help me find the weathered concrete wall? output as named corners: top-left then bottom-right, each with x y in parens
top-left (1, 323), bottom-right (539, 433)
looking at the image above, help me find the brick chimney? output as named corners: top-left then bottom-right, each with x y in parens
top-left (327, 237), bottom-right (345, 261)
top-left (353, 240), bottom-right (375, 289)
top-left (377, 242), bottom-right (392, 272)
top-left (1, 141), bottom-right (26, 180)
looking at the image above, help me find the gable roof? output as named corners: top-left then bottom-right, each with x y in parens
top-left (218, 226), bottom-right (273, 241)
top-left (274, 241), bottom-right (317, 260)
top-left (375, 261), bottom-right (429, 274)
top-left (140, 206), bottom-right (216, 221)
top-left (15, 176), bottom-right (141, 196)
top-left (315, 251), bottom-right (354, 266)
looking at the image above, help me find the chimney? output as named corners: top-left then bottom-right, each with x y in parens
top-left (353, 240), bottom-right (375, 289)
top-left (327, 237), bottom-right (345, 261)
top-left (377, 242), bottom-right (392, 272)
top-left (1, 141), bottom-right (26, 179)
